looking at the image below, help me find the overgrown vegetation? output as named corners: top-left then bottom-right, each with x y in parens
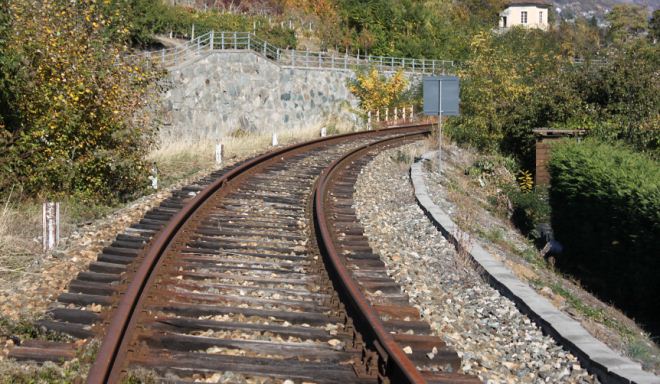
top-left (348, 68), bottom-right (409, 111)
top-left (0, 0), bottom-right (162, 204)
top-left (127, 0), bottom-right (297, 48)
top-left (549, 139), bottom-right (660, 336)
top-left (446, 6), bottom-right (659, 168)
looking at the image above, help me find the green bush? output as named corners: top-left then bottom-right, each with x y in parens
top-left (0, 0), bottom-right (162, 203)
top-left (549, 139), bottom-right (660, 335)
top-left (504, 185), bottom-right (550, 240)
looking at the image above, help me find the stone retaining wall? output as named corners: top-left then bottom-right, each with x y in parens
top-left (159, 51), bottom-right (360, 142)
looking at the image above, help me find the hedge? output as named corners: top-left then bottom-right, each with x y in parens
top-left (549, 139), bottom-right (660, 335)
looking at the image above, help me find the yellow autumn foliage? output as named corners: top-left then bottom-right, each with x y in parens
top-left (349, 68), bottom-right (408, 112)
top-left (1, 0), bottom-right (163, 201)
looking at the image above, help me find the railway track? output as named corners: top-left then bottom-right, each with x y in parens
top-left (10, 125), bottom-right (480, 383)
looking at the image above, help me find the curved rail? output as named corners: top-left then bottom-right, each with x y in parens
top-left (86, 124), bottom-right (431, 384)
top-left (313, 132), bottom-right (430, 383)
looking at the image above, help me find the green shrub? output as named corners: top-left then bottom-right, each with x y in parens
top-left (549, 139), bottom-right (660, 335)
top-left (503, 184), bottom-right (550, 239)
top-left (0, 0), bottom-right (162, 203)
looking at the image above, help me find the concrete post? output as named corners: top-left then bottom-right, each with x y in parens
top-left (215, 143), bottom-right (223, 165)
top-left (321, 127), bottom-right (327, 137)
top-left (149, 162), bottom-right (158, 190)
top-left (272, 132), bottom-right (278, 146)
top-left (42, 202), bottom-right (60, 252)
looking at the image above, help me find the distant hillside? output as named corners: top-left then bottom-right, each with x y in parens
top-left (553, 0), bottom-right (658, 22)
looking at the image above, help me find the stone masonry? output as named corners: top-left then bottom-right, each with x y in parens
top-left (159, 51), bottom-right (360, 142)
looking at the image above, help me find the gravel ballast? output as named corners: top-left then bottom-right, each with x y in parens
top-left (353, 144), bottom-right (598, 383)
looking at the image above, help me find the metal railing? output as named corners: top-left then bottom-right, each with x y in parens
top-left (140, 31), bottom-right (455, 74)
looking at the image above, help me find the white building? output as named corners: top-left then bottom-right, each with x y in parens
top-left (499, 0), bottom-right (552, 31)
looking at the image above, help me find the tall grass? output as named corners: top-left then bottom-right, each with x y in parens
top-left (149, 124), bottom-right (353, 188)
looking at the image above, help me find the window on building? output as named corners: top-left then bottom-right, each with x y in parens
top-left (521, 11), bottom-right (528, 24)
top-left (539, 11), bottom-right (543, 23)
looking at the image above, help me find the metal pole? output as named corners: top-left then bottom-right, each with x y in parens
top-left (210, 31), bottom-right (214, 50)
top-left (438, 80), bottom-right (443, 173)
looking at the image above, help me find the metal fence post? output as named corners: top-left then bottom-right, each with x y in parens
top-left (319, 52), bottom-right (322, 68)
top-left (331, 54), bottom-right (335, 70)
top-left (221, 32), bottom-right (225, 50)
top-left (432, 60), bottom-right (435, 74)
top-left (344, 53), bottom-right (348, 70)
top-left (210, 31), bottom-right (214, 50)
top-left (247, 33), bottom-right (251, 50)
top-left (234, 32), bottom-right (237, 49)
top-left (263, 41), bottom-right (267, 56)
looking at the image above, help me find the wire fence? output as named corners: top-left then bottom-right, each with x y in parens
top-left (140, 31), bottom-right (455, 75)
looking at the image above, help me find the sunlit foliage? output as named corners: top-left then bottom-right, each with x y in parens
top-left (0, 0), bottom-right (163, 201)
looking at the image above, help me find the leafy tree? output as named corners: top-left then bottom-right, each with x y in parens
top-left (0, 0), bottom-right (163, 201)
top-left (571, 40), bottom-right (660, 158)
top-left (606, 4), bottom-right (649, 44)
top-left (650, 9), bottom-right (660, 43)
top-left (447, 31), bottom-right (533, 152)
top-left (556, 17), bottom-right (603, 59)
top-left (348, 68), bottom-right (408, 111)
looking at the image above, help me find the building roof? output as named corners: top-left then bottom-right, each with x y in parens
top-left (505, 0), bottom-right (552, 7)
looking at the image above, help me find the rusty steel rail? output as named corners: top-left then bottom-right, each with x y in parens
top-left (86, 124), bottom-right (431, 384)
top-left (314, 133), bottom-right (429, 383)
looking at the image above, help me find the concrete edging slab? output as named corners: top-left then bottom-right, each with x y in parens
top-left (410, 151), bottom-right (659, 384)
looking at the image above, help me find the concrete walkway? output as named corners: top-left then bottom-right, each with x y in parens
top-left (410, 151), bottom-right (659, 384)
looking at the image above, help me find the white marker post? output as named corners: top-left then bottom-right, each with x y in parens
top-left (272, 132), bottom-right (278, 146)
top-left (320, 127), bottom-right (327, 137)
top-left (149, 162), bottom-right (158, 190)
top-left (42, 202), bottom-right (60, 252)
